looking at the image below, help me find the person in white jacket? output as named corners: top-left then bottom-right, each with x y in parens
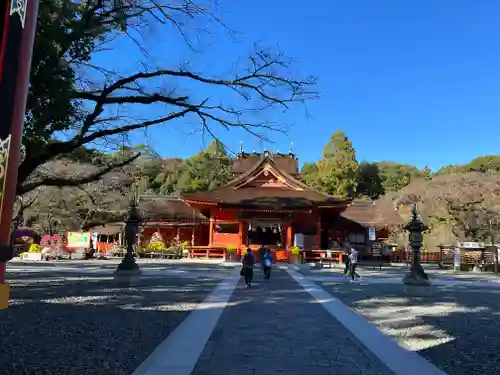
top-left (348, 248), bottom-right (360, 282)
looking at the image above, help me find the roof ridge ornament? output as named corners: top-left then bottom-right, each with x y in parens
top-left (263, 149), bottom-right (273, 159)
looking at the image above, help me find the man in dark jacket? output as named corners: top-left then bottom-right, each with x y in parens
top-left (342, 240), bottom-right (351, 278)
top-left (242, 248), bottom-right (255, 287)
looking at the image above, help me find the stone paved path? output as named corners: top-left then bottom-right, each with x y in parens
top-left (191, 269), bottom-right (395, 375)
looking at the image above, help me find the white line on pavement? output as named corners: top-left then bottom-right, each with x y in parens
top-left (287, 268), bottom-right (449, 375)
top-left (131, 268), bottom-right (240, 375)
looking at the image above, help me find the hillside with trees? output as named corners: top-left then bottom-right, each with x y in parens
top-left (297, 130), bottom-right (500, 250)
top-left (18, 130), bottom-right (500, 252)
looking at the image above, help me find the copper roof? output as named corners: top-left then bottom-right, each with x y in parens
top-left (183, 155), bottom-right (348, 209)
top-left (138, 196), bottom-right (207, 220)
top-left (233, 152), bottom-right (299, 176)
top-left (339, 200), bottom-right (405, 228)
top-left (184, 187), bottom-right (342, 209)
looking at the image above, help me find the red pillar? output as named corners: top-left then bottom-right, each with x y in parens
top-left (238, 221), bottom-right (244, 246)
top-left (209, 218), bottom-right (214, 245)
top-left (0, 0), bottom-right (40, 309)
top-left (286, 222), bottom-right (293, 251)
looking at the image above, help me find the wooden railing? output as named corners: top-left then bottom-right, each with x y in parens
top-left (390, 250), bottom-right (441, 264)
top-left (188, 246), bottom-right (226, 259)
top-left (238, 247), bottom-right (289, 263)
top-left (302, 250), bottom-right (344, 264)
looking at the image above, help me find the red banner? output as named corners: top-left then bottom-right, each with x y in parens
top-left (0, 0), bottom-right (39, 300)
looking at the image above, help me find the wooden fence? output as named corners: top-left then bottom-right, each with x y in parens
top-left (390, 250), bottom-right (441, 264)
top-left (302, 250), bottom-right (344, 264)
top-left (188, 246), bottom-right (226, 259)
top-left (184, 245), bottom-right (498, 270)
top-left (187, 247), bottom-right (293, 263)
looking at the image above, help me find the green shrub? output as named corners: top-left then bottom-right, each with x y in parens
top-left (226, 244), bottom-right (237, 253)
top-left (165, 246), bottom-right (182, 257)
top-left (146, 241), bottom-right (166, 253)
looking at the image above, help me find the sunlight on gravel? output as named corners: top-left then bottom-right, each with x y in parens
top-left (357, 297), bottom-right (489, 351)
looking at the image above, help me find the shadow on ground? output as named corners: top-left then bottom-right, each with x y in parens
top-left (0, 274), bottom-right (220, 375)
top-left (323, 280), bottom-right (500, 375)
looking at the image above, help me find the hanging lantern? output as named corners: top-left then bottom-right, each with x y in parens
top-left (262, 227), bottom-right (267, 233)
top-left (248, 223), bottom-right (252, 231)
top-left (273, 226), bottom-right (278, 234)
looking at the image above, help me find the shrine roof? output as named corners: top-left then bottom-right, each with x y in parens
top-left (339, 200), bottom-right (405, 228)
top-left (138, 196), bottom-right (207, 220)
top-left (182, 154), bottom-right (349, 209)
top-left (183, 187), bottom-right (343, 209)
top-left (232, 151), bottom-right (299, 176)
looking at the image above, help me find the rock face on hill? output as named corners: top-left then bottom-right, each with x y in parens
top-left (377, 172), bottom-right (500, 250)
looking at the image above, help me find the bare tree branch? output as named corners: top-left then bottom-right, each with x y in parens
top-left (19, 154), bottom-right (140, 195)
top-left (20, 0), bottom-right (318, 197)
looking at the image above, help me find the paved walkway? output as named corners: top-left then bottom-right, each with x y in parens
top-left (133, 268), bottom-right (448, 375)
top-left (190, 269), bottom-right (395, 375)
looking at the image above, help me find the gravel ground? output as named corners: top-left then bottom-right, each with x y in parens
top-left (0, 265), bottom-right (227, 375)
top-left (300, 263), bottom-right (500, 282)
top-left (321, 281), bottom-right (500, 375)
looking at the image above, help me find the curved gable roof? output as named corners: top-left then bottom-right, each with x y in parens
top-left (182, 155), bottom-right (350, 209)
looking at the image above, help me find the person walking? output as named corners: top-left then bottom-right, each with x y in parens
top-left (263, 248), bottom-right (273, 280)
top-left (349, 247), bottom-right (360, 282)
top-left (342, 240), bottom-right (351, 278)
top-left (258, 244), bottom-right (267, 273)
top-left (242, 248), bottom-right (255, 287)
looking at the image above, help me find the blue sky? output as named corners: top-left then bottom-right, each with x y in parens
top-left (93, 1), bottom-right (500, 170)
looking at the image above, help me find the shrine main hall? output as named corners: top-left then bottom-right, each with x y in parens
top-left (132, 150), bottom-right (394, 262)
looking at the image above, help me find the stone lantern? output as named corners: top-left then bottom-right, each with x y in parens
top-left (114, 199), bottom-right (141, 278)
top-left (403, 204), bottom-right (430, 285)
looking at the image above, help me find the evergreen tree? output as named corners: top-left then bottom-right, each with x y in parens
top-left (300, 162), bottom-right (320, 188)
top-left (356, 162), bottom-right (384, 199)
top-left (317, 131), bottom-right (358, 198)
top-left (159, 141), bottom-right (233, 194)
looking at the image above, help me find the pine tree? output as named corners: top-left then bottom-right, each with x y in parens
top-left (317, 131), bottom-right (358, 198)
top-left (300, 162), bottom-right (320, 188)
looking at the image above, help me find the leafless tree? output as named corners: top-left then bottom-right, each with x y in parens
top-left (19, 0), bottom-right (318, 195)
top-left (12, 189), bottom-right (42, 230)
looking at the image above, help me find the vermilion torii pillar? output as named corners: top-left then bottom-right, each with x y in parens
top-left (0, 0), bottom-right (40, 309)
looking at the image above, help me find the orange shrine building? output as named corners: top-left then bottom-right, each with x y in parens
top-left (137, 151), bottom-right (390, 263)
